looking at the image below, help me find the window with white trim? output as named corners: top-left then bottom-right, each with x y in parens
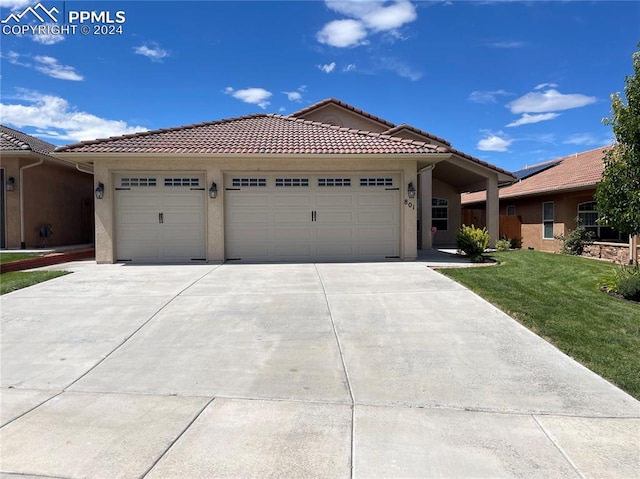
top-left (164, 178), bottom-right (200, 187)
top-left (120, 177), bottom-right (157, 187)
top-left (232, 178), bottom-right (267, 187)
top-left (432, 198), bottom-right (448, 231)
top-left (275, 178), bottom-right (309, 187)
top-left (360, 177), bottom-right (393, 187)
top-left (543, 202), bottom-right (554, 239)
top-left (318, 178), bottom-right (351, 187)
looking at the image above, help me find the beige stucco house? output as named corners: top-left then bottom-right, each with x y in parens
top-left (54, 98), bottom-right (514, 264)
top-left (0, 125), bottom-right (94, 249)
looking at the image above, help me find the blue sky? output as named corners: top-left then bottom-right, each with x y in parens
top-left (0, 0), bottom-right (638, 172)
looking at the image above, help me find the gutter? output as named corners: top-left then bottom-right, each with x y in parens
top-left (19, 158), bottom-right (44, 249)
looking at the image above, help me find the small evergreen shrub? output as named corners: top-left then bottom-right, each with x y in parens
top-left (509, 237), bottom-right (523, 249)
top-left (456, 225), bottom-right (489, 262)
top-left (496, 238), bottom-right (511, 252)
top-left (555, 218), bottom-right (594, 255)
top-left (618, 276), bottom-right (640, 301)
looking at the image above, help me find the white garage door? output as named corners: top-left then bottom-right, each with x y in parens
top-left (115, 174), bottom-right (206, 262)
top-left (225, 174), bottom-right (400, 262)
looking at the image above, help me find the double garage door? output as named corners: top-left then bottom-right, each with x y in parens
top-left (225, 174), bottom-right (400, 262)
top-left (115, 172), bottom-right (400, 262)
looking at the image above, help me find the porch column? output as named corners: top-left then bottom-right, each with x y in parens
top-left (420, 167), bottom-right (433, 249)
top-left (486, 173), bottom-right (499, 248)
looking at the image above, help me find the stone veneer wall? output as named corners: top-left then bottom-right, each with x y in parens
top-left (583, 242), bottom-right (639, 264)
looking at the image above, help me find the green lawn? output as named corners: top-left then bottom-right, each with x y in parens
top-left (0, 252), bottom-right (42, 264)
top-left (440, 249), bottom-right (640, 399)
top-left (1, 271), bottom-right (70, 295)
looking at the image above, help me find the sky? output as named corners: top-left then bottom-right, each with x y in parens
top-left (0, 0), bottom-right (638, 173)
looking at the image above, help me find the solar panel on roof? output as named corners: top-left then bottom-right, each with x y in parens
top-left (513, 160), bottom-right (561, 180)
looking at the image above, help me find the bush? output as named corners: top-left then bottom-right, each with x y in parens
top-left (509, 237), bottom-right (523, 249)
top-left (599, 263), bottom-right (640, 301)
top-left (496, 238), bottom-right (511, 252)
top-left (555, 218), bottom-right (594, 255)
top-left (456, 225), bottom-right (489, 262)
top-left (618, 276), bottom-right (640, 301)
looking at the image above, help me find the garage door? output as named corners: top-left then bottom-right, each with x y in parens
top-left (115, 174), bottom-right (206, 262)
top-left (225, 174), bottom-right (400, 262)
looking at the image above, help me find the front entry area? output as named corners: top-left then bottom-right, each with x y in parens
top-left (224, 174), bottom-right (401, 262)
top-left (114, 174), bottom-right (206, 263)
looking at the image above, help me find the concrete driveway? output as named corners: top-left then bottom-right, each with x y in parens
top-left (1, 262), bottom-right (638, 478)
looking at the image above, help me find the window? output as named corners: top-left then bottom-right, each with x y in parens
top-left (164, 178), bottom-right (199, 187)
top-left (318, 178), bottom-right (351, 187)
top-left (120, 177), bottom-right (157, 187)
top-left (275, 178), bottom-right (309, 187)
top-left (360, 177), bottom-right (393, 187)
top-left (543, 202), bottom-right (554, 239)
top-left (432, 198), bottom-right (448, 231)
top-left (232, 178), bottom-right (266, 187)
top-left (506, 205), bottom-right (516, 216)
top-left (578, 201), bottom-right (628, 242)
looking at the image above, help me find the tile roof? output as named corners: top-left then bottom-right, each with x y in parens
top-left (0, 125), bottom-right (56, 155)
top-left (461, 146), bottom-right (612, 204)
top-left (289, 98), bottom-right (397, 129)
top-left (55, 114), bottom-right (450, 155)
top-left (381, 124), bottom-right (452, 147)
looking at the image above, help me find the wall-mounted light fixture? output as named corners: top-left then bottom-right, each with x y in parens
top-left (209, 181), bottom-right (218, 199)
top-left (407, 182), bottom-right (416, 198)
top-left (6, 176), bottom-right (15, 191)
top-left (95, 182), bottom-right (105, 199)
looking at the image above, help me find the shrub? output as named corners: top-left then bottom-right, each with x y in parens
top-left (618, 276), bottom-right (640, 301)
top-left (599, 263), bottom-right (640, 301)
top-left (555, 218), bottom-right (594, 255)
top-left (496, 238), bottom-right (511, 252)
top-left (456, 225), bottom-right (489, 262)
top-left (509, 237), bottom-right (523, 249)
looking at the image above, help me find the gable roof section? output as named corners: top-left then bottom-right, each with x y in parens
top-left (55, 114), bottom-right (449, 155)
top-left (0, 125), bottom-right (56, 155)
top-left (461, 146), bottom-right (612, 204)
top-left (381, 124), bottom-right (451, 147)
top-left (289, 98), bottom-right (396, 130)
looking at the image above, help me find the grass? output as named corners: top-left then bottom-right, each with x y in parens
top-left (0, 252), bottom-right (42, 264)
top-left (439, 249), bottom-right (640, 399)
top-left (1, 271), bottom-right (70, 295)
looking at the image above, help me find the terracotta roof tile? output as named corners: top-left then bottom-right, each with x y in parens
top-left (55, 114), bottom-right (450, 155)
top-left (0, 125), bottom-right (56, 155)
top-left (461, 146), bottom-right (612, 204)
top-left (381, 123), bottom-right (452, 147)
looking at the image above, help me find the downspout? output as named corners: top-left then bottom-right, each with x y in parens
top-left (19, 158), bottom-right (44, 249)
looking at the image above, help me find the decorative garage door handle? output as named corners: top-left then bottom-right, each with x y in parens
top-left (311, 210), bottom-right (317, 222)
top-left (159, 212), bottom-right (164, 224)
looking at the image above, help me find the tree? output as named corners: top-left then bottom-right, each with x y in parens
top-left (596, 45), bottom-right (640, 263)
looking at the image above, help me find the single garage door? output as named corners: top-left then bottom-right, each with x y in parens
top-left (225, 174), bottom-right (400, 262)
top-left (115, 174), bottom-right (206, 262)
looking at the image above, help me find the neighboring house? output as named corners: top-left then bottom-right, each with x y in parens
top-left (54, 98), bottom-right (514, 264)
top-left (0, 125), bottom-right (94, 249)
top-left (461, 146), bottom-right (633, 259)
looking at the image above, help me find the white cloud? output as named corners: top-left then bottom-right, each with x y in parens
top-left (33, 56), bottom-right (83, 81)
top-left (377, 56), bottom-right (421, 81)
top-left (477, 133), bottom-right (513, 152)
top-left (489, 41), bottom-right (524, 48)
top-left (361, 0), bottom-right (417, 32)
top-left (507, 88), bottom-right (596, 114)
top-left (318, 0), bottom-right (417, 48)
top-left (2, 52), bottom-right (82, 81)
top-left (318, 61), bottom-right (336, 73)
top-left (506, 112), bottom-right (559, 127)
top-left (563, 133), bottom-right (612, 146)
top-left (343, 63), bottom-right (356, 72)
top-left (0, 0), bottom-right (31, 9)
top-left (0, 90), bottom-right (147, 142)
top-left (283, 91), bottom-right (302, 102)
top-left (317, 19), bottom-right (368, 48)
top-left (225, 87), bottom-right (272, 109)
top-left (534, 83), bottom-right (558, 90)
top-left (468, 89), bottom-right (511, 104)
top-left (31, 24), bottom-right (64, 45)
top-left (133, 43), bottom-right (169, 62)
